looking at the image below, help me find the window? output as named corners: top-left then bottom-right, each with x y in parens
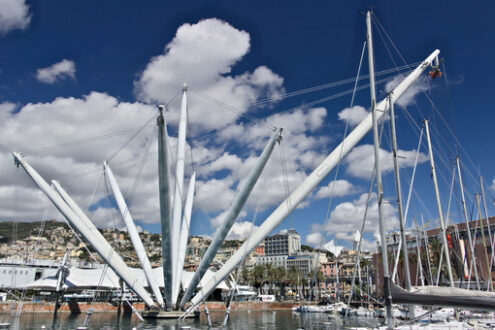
top-left (35, 270), bottom-right (42, 281)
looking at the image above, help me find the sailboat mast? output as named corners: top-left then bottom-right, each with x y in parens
top-left (475, 193), bottom-right (493, 291)
top-left (366, 10), bottom-right (393, 328)
top-left (389, 92), bottom-right (412, 291)
top-left (415, 227), bottom-right (425, 286)
top-left (424, 119), bottom-right (455, 286)
top-left (480, 176), bottom-right (494, 285)
top-left (186, 46), bottom-right (441, 311)
top-left (420, 215), bottom-right (434, 284)
top-left (456, 157), bottom-right (480, 289)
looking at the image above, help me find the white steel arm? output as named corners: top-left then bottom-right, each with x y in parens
top-left (188, 49), bottom-right (440, 309)
top-left (171, 84), bottom-right (188, 306)
top-left (173, 172), bottom-right (196, 303)
top-left (13, 153), bottom-right (155, 308)
top-left (103, 161), bottom-right (165, 308)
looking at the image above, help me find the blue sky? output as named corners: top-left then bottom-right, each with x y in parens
top-left (1, 1), bottom-right (495, 251)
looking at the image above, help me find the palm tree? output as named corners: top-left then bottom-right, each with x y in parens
top-left (274, 266), bottom-right (286, 296)
top-left (360, 257), bottom-right (371, 269)
top-left (287, 267), bottom-right (299, 298)
top-left (251, 264), bottom-right (265, 293)
top-left (264, 263), bottom-right (276, 294)
top-left (241, 267), bottom-right (250, 285)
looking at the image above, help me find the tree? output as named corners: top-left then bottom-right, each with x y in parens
top-left (251, 265), bottom-right (265, 293)
top-left (273, 266), bottom-right (286, 296)
top-left (241, 267), bottom-right (250, 284)
top-left (264, 263), bottom-right (276, 294)
top-left (360, 257), bottom-right (371, 269)
top-left (287, 266), bottom-right (299, 295)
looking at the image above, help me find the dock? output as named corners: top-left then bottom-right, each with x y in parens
top-left (142, 310), bottom-right (199, 319)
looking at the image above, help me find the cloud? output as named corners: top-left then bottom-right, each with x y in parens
top-left (134, 18), bottom-right (284, 132)
top-left (36, 59), bottom-right (76, 84)
top-left (210, 209), bottom-right (247, 228)
top-left (197, 106), bottom-right (331, 214)
top-left (315, 179), bottom-right (357, 199)
top-left (201, 152), bottom-right (243, 177)
top-left (385, 75), bottom-right (428, 108)
top-left (0, 0), bottom-right (31, 35)
top-left (306, 232), bottom-right (324, 246)
top-left (0, 18), bottom-right (332, 239)
top-left (358, 238), bottom-right (376, 252)
top-left (0, 102), bottom-right (17, 121)
top-left (89, 206), bottom-right (124, 229)
top-left (0, 185), bottom-right (55, 220)
top-left (345, 144), bottom-right (428, 179)
top-left (194, 178), bottom-right (236, 214)
top-left (337, 105), bottom-right (368, 127)
top-left (226, 221), bottom-right (258, 240)
top-left (327, 192), bottom-right (399, 235)
top-left (0, 92), bottom-right (160, 224)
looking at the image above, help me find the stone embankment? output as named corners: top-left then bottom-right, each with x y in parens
top-left (0, 301), bottom-right (311, 314)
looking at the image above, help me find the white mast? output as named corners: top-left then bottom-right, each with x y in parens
top-left (171, 83), bottom-right (188, 306)
top-left (103, 161), bottom-right (165, 308)
top-left (13, 153), bottom-right (155, 307)
top-left (475, 193), bottom-right (493, 291)
top-left (173, 172), bottom-right (196, 305)
top-left (367, 11), bottom-right (393, 328)
top-left (480, 177), bottom-right (493, 245)
top-left (414, 227), bottom-right (425, 286)
top-left (424, 119), bottom-right (455, 286)
top-left (389, 92), bottom-right (413, 292)
top-left (186, 48), bottom-right (441, 311)
top-left (456, 157), bottom-right (480, 289)
top-left (480, 175), bottom-right (494, 288)
top-left (420, 215), bottom-right (434, 284)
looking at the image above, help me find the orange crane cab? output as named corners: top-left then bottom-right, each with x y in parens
top-left (428, 64), bottom-right (442, 79)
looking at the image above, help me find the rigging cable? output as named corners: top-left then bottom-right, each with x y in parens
top-left (372, 12), bottom-right (463, 223)
top-left (318, 39), bottom-right (367, 249)
top-left (251, 62), bottom-right (420, 107)
top-left (375, 12), bottom-right (490, 221)
top-left (313, 41), bottom-right (367, 302)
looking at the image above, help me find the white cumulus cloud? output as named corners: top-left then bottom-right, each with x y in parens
top-left (315, 179), bottom-right (357, 199)
top-left (134, 18), bottom-right (284, 132)
top-left (0, 0), bottom-right (31, 35)
top-left (36, 59), bottom-right (76, 84)
top-left (226, 221), bottom-right (258, 240)
top-left (385, 75), bottom-right (428, 108)
top-left (337, 105), bottom-right (368, 127)
top-left (327, 192), bottom-right (399, 235)
top-left (345, 144), bottom-right (428, 179)
top-left (306, 232), bottom-right (324, 246)
top-left (0, 18), bottom-right (334, 239)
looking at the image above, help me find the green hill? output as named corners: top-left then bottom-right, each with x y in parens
top-left (0, 220), bottom-right (70, 242)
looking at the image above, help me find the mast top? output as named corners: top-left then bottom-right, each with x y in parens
top-left (182, 83), bottom-right (188, 91)
top-left (157, 104), bottom-right (165, 119)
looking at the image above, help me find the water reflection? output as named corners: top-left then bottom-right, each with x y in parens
top-left (0, 310), bottom-right (382, 329)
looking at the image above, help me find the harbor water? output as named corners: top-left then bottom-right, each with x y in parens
top-left (0, 310), bottom-right (382, 329)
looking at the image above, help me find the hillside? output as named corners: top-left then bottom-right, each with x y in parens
top-left (0, 220), bottom-right (70, 242)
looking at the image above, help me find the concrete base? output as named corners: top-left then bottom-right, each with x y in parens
top-left (142, 310), bottom-right (199, 319)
